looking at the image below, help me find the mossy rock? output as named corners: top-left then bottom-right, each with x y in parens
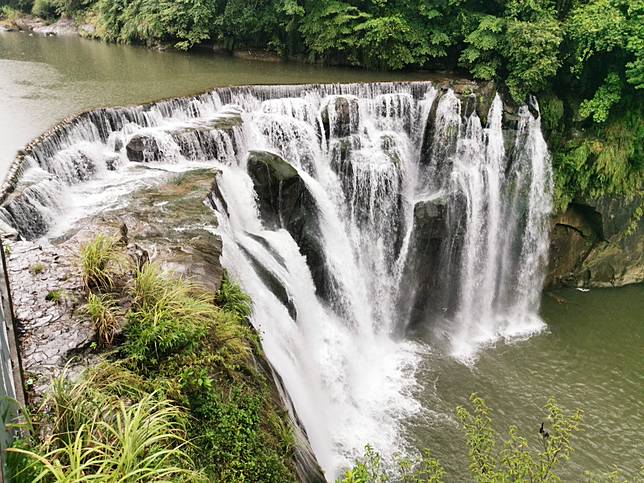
top-left (247, 150), bottom-right (299, 182)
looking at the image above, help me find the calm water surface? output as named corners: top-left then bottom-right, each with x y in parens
top-left (1, 32), bottom-right (642, 481)
top-left (0, 32), bottom-right (435, 176)
top-left (410, 285), bottom-right (644, 480)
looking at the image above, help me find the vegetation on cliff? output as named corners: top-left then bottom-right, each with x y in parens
top-left (6, 234), bottom-right (297, 482)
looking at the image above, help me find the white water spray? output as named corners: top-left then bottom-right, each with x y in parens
top-left (2, 82), bottom-right (553, 478)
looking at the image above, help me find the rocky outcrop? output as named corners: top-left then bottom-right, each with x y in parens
top-left (246, 150), bottom-right (347, 315)
top-left (0, 12), bottom-right (82, 35)
top-left (33, 16), bottom-right (78, 36)
top-left (321, 95), bottom-right (360, 139)
top-left (87, 168), bottom-right (225, 291)
top-left (398, 198), bottom-right (448, 328)
top-left (125, 134), bottom-right (163, 163)
top-left (547, 198), bottom-right (644, 288)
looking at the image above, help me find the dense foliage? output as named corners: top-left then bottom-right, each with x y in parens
top-left (2, 0), bottom-right (642, 210)
top-left (7, 235), bottom-right (296, 482)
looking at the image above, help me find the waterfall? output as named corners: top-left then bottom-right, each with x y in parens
top-left (1, 82), bottom-right (553, 478)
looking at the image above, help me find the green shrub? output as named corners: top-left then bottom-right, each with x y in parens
top-left (183, 382), bottom-right (294, 482)
top-left (455, 394), bottom-right (582, 482)
top-left (0, 5), bottom-right (21, 22)
top-left (80, 233), bottom-right (123, 291)
top-left (31, 0), bottom-right (57, 19)
top-left (340, 395), bottom-right (582, 482)
top-left (339, 445), bottom-right (444, 482)
top-left (553, 102), bottom-right (643, 210)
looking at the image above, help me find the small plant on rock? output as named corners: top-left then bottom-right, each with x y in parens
top-left (215, 273), bottom-right (253, 320)
top-left (45, 289), bottom-right (65, 304)
top-left (80, 234), bottom-right (124, 292)
top-left (29, 263), bottom-right (46, 275)
top-left (85, 292), bottom-right (120, 346)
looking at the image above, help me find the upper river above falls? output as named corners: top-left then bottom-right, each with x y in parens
top-left (0, 31), bottom-right (436, 175)
top-left (1, 32), bottom-right (642, 481)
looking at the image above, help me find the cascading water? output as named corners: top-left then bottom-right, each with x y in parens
top-left (1, 82), bottom-right (553, 478)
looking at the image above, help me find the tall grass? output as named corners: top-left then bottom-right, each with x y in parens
top-left (80, 234), bottom-right (123, 292)
top-left (8, 366), bottom-right (205, 482)
top-left (125, 264), bottom-right (252, 370)
top-left (85, 293), bottom-right (120, 346)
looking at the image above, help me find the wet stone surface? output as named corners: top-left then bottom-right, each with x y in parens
top-left (5, 168), bottom-right (224, 400)
top-left (6, 240), bottom-right (96, 398)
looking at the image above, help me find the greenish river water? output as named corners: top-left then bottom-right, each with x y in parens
top-left (411, 284), bottom-right (644, 480)
top-left (1, 31), bottom-right (642, 480)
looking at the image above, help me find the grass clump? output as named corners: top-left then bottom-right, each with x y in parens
top-left (45, 289), bottom-right (65, 304)
top-left (7, 366), bottom-right (204, 483)
top-left (85, 292), bottom-right (119, 346)
top-left (215, 272), bottom-right (253, 320)
top-left (80, 234), bottom-right (123, 292)
top-left (125, 264), bottom-right (254, 372)
top-left (29, 263), bottom-right (46, 275)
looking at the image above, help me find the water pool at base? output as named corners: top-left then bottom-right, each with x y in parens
top-left (409, 284), bottom-right (644, 480)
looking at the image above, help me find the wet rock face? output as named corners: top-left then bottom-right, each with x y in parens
top-left (547, 204), bottom-right (599, 287)
top-left (398, 199), bottom-right (448, 328)
top-left (247, 150), bottom-right (310, 231)
top-left (321, 96), bottom-right (360, 139)
top-left (126, 134), bottom-right (162, 163)
top-left (547, 198), bottom-right (644, 288)
top-left (246, 150), bottom-right (340, 308)
top-left (5, 241), bottom-right (97, 400)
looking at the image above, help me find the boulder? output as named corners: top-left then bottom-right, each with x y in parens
top-left (126, 134), bottom-right (162, 162)
top-left (246, 150), bottom-right (343, 311)
top-left (321, 96), bottom-right (360, 139)
top-left (398, 198), bottom-right (448, 329)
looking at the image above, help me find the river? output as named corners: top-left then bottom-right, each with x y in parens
top-left (1, 32), bottom-right (642, 480)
